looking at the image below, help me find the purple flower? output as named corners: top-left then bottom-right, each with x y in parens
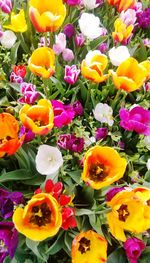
top-left (64, 24), bottom-right (75, 38)
top-left (62, 48), bottom-right (74, 62)
top-left (10, 72), bottom-right (23, 84)
top-left (0, 222), bottom-right (18, 262)
top-left (19, 126), bottom-right (35, 143)
top-left (0, 0), bottom-right (12, 14)
top-left (97, 43), bottom-right (108, 53)
top-left (95, 127), bottom-right (108, 140)
top-left (119, 106), bottom-right (150, 136)
top-left (75, 33), bottom-right (85, 47)
top-left (96, 0), bottom-right (104, 5)
top-left (145, 82), bottom-right (150, 91)
top-left (137, 8), bottom-right (150, 29)
top-left (106, 187), bottom-right (125, 202)
top-left (143, 38), bottom-right (150, 47)
top-left (38, 36), bottom-right (50, 47)
top-left (18, 82), bottom-right (40, 104)
top-left (64, 65), bottom-right (80, 85)
top-left (51, 100), bottom-right (75, 128)
top-left (65, 0), bottom-right (81, 6)
top-left (124, 237), bottom-right (145, 263)
top-left (72, 101), bottom-right (84, 117)
top-left (0, 189), bottom-right (24, 219)
top-left (57, 134), bottom-right (84, 153)
top-left (120, 9), bottom-right (137, 26)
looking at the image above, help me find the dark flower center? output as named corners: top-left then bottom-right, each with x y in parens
top-left (117, 204), bottom-right (129, 222)
top-left (78, 237), bottom-right (91, 254)
top-left (0, 136), bottom-right (12, 144)
top-left (89, 163), bottom-right (107, 182)
top-left (147, 199), bottom-right (150, 206)
top-left (29, 202), bottom-right (51, 227)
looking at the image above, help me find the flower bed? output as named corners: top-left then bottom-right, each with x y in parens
top-left (0, 0), bottom-right (150, 262)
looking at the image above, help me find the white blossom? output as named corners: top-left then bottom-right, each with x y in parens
top-left (146, 159), bottom-right (150, 170)
top-left (35, 145), bottom-right (63, 178)
top-left (144, 136), bottom-right (150, 150)
top-left (0, 30), bottom-right (17, 49)
top-left (108, 46), bottom-right (130, 66)
top-left (82, 0), bottom-right (99, 9)
top-left (93, 103), bottom-right (114, 126)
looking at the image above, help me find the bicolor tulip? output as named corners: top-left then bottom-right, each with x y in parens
top-left (0, 113), bottom-right (24, 158)
top-left (107, 0), bottom-right (136, 12)
top-left (112, 18), bottom-right (133, 44)
top-left (107, 187), bottom-right (150, 241)
top-left (29, 0), bottom-right (66, 32)
top-left (81, 50), bottom-right (108, 83)
top-left (13, 193), bottom-right (62, 241)
top-left (72, 230), bottom-right (107, 263)
top-left (19, 99), bottom-right (54, 135)
top-left (28, 47), bottom-right (55, 78)
top-left (81, 146), bottom-right (127, 190)
top-left (110, 57), bottom-right (148, 92)
top-left (4, 9), bottom-right (27, 32)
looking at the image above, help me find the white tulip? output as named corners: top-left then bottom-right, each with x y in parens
top-left (82, 0), bottom-right (99, 9)
top-left (146, 159), bottom-right (150, 170)
top-left (144, 136), bottom-right (150, 151)
top-left (35, 145), bottom-right (63, 178)
top-left (79, 13), bottom-right (104, 40)
top-left (93, 103), bottom-right (114, 126)
top-left (0, 30), bottom-right (17, 49)
top-left (108, 46), bottom-right (130, 66)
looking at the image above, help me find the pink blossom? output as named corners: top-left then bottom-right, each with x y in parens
top-left (0, 25), bottom-right (3, 38)
top-left (124, 237), bottom-right (145, 263)
top-left (62, 48), bottom-right (74, 62)
top-left (38, 37), bottom-right (50, 47)
top-left (120, 9), bottom-right (137, 26)
top-left (65, 0), bottom-right (81, 6)
top-left (18, 82), bottom-right (40, 104)
top-left (57, 134), bottom-right (84, 153)
top-left (10, 72), bottom-right (23, 84)
top-left (72, 101), bottom-right (84, 116)
top-left (64, 65), bottom-right (80, 85)
top-left (75, 33), bottom-right (85, 47)
top-left (51, 100), bottom-right (75, 128)
top-left (0, 0), bottom-right (12, 14)
top-left (53, 33), bottom-right (66, 55)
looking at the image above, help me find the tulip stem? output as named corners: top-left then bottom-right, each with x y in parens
top-left (111, 89), bottom-right (122, 110)
top-left (18, 33), bottom-right (30, 54)
top-left (43, 79), bottom-right (49, 98)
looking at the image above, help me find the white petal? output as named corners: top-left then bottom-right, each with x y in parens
top-left (0, 30), bottom-right (17, 49)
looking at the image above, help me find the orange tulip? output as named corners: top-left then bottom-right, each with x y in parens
top-left (81, 50), bottom-right (108, 83)
top-left (19, 99), bottom-right (54, 135)
top-left (29, 0), bottom-right (66, 32)
top-left (112, 18), bottom-right (133, 44)
top-left (72, 230), bottom-right (107, 263)
top-left (81, 146), bottom-right (127, 190)
top-left (107, 188), bottom-right (150, 241)
top-left (107, 0), bottom-right (136, 12)
top-left (110, 57), bottom-right (148, 92)
top-left (140, 60), bottom-right (150, 81)
top-left (0, 113), bottom-right (24, 158)
top-left (28, 47), bottom-right (55, 78)
top-left (13, 193), bottom-right (62, 241)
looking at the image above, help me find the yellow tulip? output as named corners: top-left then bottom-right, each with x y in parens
top-left (4, 9), bottom-right (27, 33)
top-left (29, 0), bottom-right (66, 32)
top-left (72, 230), bottom-right (107, 263)
top-left (112, 18), bottom-right (133, 44)
top-left (110, 57), bottom-right (148, 92)
top-left (107, 0), bottom-right (136, 12)
top-left (28, 47), bottom-right (55, 78)
top-left (81, 50), bottom-right (108, 83)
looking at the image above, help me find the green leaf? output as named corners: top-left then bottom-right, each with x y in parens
top-left (0, 169), bottom-right (32, 183)
top-left (88, 214), bottom-right (102, 234)
top-left (10, 41), bottom-right (20, 64)
top-left (46, 231), bottom-right (64, 255)
top-left (139, 247), bottom-right (150, 262)
top-left (107, 248), bottom-right (128, 263)
top-left (75, 209), bottom-right (95, 216)
top-left (26, 238), bottom-right (47, 262)
top-left (145, 171), bottom-right (150, 182)
top-left (67, 170), bottom-right (82, 184)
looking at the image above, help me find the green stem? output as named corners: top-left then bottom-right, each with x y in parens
top-left (111, 89), bottom-right (122, 110)
top-left (18, 33), bottom-right (30, 53)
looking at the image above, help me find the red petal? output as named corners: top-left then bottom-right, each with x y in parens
top-left (45, 179), bottom-right (54, 193)
top-left (59, 194), bottom-right (71, 206)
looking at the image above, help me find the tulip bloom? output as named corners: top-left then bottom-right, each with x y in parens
top-left (107, 188), bottom-right (150, 241)
top-left (0, 113), bottom-right (24, 158)
top-left (28, 47), bottom-right (55, 78)
top-left (82, 146), bottom-right (127, 190)
top-left (29, 0), bottom-right (66, 33)
top-left (13, 193), bottom-right (62, 241)
top-left (112, 18), bottom-right (133, 44)
top-left (72, 230), bottom-right (107, 263)
top-left (110, 57), bottom-right (148, 92)
top-left (4, 9), bottom-right (27, 32)
top-left (81, 50), bottom-right (108, 83)
top-left (19, 99), bottom-right (54, 135)
top-left (107, 0), bottom-right (136, 12)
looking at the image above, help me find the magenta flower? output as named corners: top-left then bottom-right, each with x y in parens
top-left (51, 100), bottom-right (75, 128)
top-left (119, 106), bottom-right (150, 136)
top-left (72, 101), bottom-right (84, 117)
top-left (19, 126), bottom-right (35, 143)
top-left (75, 33), bottom-right (85, 47)
top-left (65, 0), bottom-right (81, 6)
top-left (0, 222), bottom-right (18, 262)
top-left (0, 25), bottom-right (3, 38)
top-left (95, 127), bottom-right (108, 140)
top-left (98, 42), bottom-right (108, 53)
top-left (106, 187), bottom-right (125, 202)
top-left (124, 237), bottom-right (145, 263)
top-left (18, 82), bottom-right (40, 104)
top-left (57, 134), bottom-right (84, 153)
top-left (64, 65), bottom-right (80, 85)
top-left (137, 8), bottom-right (150, 28)
top-left (0, 0), bottom-right (12, 14)
top-left (64, 24), bottom-right (75, 38)
top-left (10, 72), bottom-right (23, 84)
